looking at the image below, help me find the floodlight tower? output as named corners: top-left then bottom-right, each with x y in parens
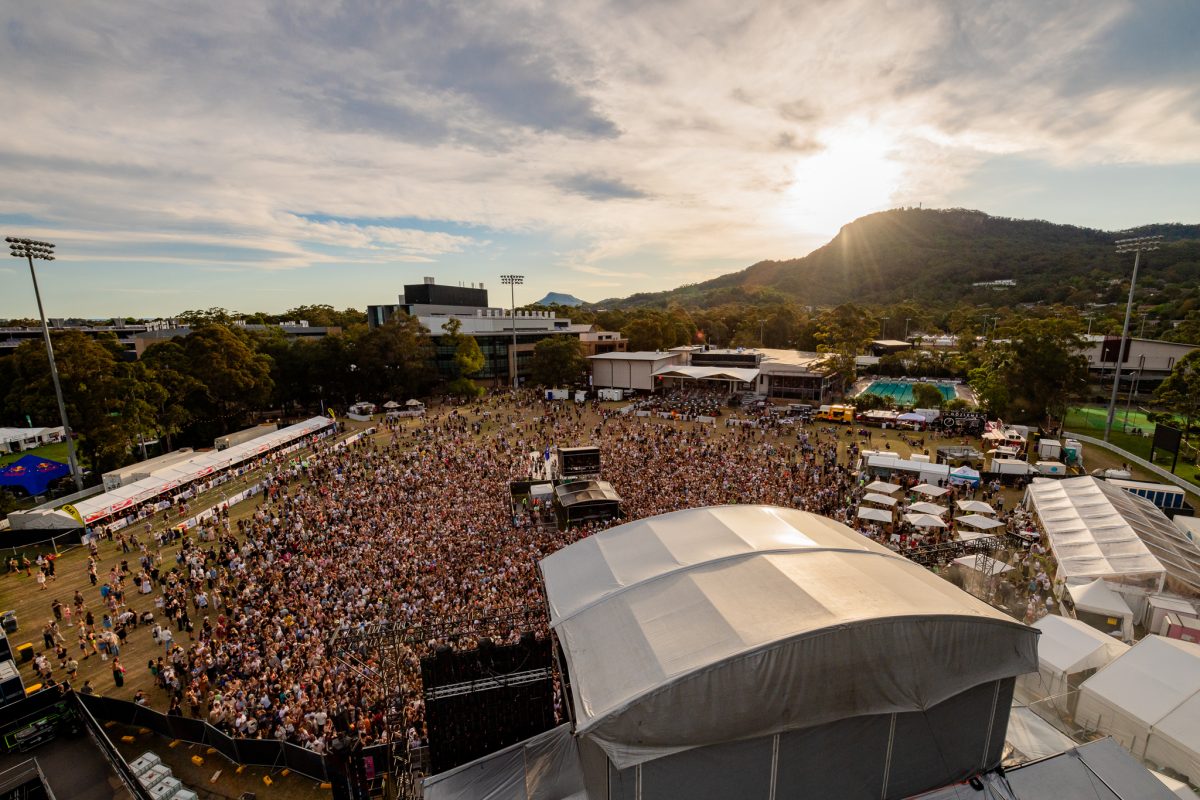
top-left (1105, 235), bottom-right (1162, 441)
top-left (7, 236), bottom-right (84, 491)
top-left (500, 274), bottom-right (524, 388)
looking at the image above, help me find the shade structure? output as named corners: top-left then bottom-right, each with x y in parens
top-left (949, 465), bottom-right (982, 487)
top-left (856, 506), bottom-right (893, 523)
top-left (539, 505), bottom-right (1038, 770)
top-left (1026, 477), bottom-right (1171, 591)
top-left (1075, 636), bottom-right (1200, 786)
top-left (382, 400), bottom-right (401, 408)
top-left (0, 455), bottom-right (70, 495)
top-left (958, 514), bottom-right (1005, 531)
top-left (909, 501), bottom-right (948, 516)
top-left (862, 492), bottom-right (898, 507)
top-left (957, 500), bottom-right (996, 514)
top-left (898, 412), bottom-right (926, 422)
top-left (651, 365), bottom-right (760, 383)
top-left (905, 512), bottom-right (948, 528)
top-left (913, 483), bottom-right (949, 497)
top-left (865, 480), bottom-right (902, 494)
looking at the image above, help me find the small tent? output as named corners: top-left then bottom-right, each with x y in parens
top-left (1075, 636), bottom-right (1200, 786)
top-left (949, 465), bottom-right (982, 487)
top-left (1015, 615), bottom-right (1129, 715)
top-left (1068, 579), bottom-right (1135, 641)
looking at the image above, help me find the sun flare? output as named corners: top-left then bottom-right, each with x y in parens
top-left (782, 123), bottom-right (904, 237)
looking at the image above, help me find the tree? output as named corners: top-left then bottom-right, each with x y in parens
top-left (911, 382), bottom-right (945, 409)
top-left (177, 326), bottom-right (274, 434)
top-left (814, 304), bottom-right (876, 391)
top-left (530, 336), bottom-right (586, 388)
top-left (968, 318), bottom-right (1087, 425)
top-left (354, 314), bottom-right (436, 401)
top-left (1155, 350), bottom-right (1200, 451)
top-left (140, 340), bottom-right (202, 450)
top-left (441, 319), bottom-right (485, 398)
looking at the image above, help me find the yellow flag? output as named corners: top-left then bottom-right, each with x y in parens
top-left (327, 409), bottom-right (337, 421)
top-left (61, 504), bottom-right (85, 526)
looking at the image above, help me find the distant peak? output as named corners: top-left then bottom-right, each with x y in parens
top-left (534, 292), bottom-right (585, 307)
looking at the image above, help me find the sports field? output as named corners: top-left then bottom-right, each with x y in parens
top-left (859, 381), bottom-right (956, 405)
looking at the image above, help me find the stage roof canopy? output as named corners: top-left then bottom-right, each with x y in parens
top-left (539, 504), bottom-right (1038, 769)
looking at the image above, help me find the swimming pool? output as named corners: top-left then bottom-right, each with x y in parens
top-left (859, 381), bottom-right (957, 405)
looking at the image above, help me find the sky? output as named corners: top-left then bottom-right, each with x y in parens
top-left (1, 0), bottom-right (1199, 318)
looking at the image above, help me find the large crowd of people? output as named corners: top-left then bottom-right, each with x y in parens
top-left (13, 390), bottom-right (1055, 763)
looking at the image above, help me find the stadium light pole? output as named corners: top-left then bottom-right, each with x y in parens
top-left (1105, 235), bottom-right (1162, 442)
top-left (7, 236), bottom-right (84, 491)
top-left (500, 274), bottom-right (524, 388)
top-left (879, 317), bottom-right (889, 338)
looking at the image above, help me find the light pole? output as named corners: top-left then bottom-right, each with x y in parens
top-left (879, 317), bottom-right (890, 338)
top-left (904, 318), bottom-right (912, 339)
top-left (7, 236), bottom-right (84, 491)
top-left (500, 275), bottom-right (524, 388)
top-left (1105, 235), bottom-right (1162, 441)
top-left (758, 319), bottom-right (765, 347)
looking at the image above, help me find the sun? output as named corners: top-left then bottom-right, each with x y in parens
top-left (781, 123), bottom-right (904, 237)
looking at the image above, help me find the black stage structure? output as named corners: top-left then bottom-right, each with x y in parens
top-left (330, 605), bottom-right (562, 799)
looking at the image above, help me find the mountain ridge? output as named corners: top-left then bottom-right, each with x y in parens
top-left (597, 208), bottom-right (1200, 309)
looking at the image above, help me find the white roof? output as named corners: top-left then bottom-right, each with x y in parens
top-left (952, 554), bottom-right (1012, 574)
top-left (651, 365), bottom-right (760, 383)
top-left (588, 351), bottom-right (678, 361)
top-left (1027, 477), bottom-right (1168, 586)
top-left (957, 500), bottom-right (995, 514)
top-left (913, 482), bottom-right (950, 497)
top-left (909, 501), bottom-right (948, 515)
top-left (862, 492), bottom-right (898, 507)
top-left (905, 512), bottom-right (948, 528)
top-left (1068, 578), bottom-right (1134, 620)
top-left (1080, 636), bottom-right (1200, 739)
top-left (70, 417), bottom-right (333, 523)
top-left (856, 506), bottom-right (892, 523)
top-left (865, 480), bottom-right (902, 494)
top-left (1032, 614), bottom-right (1129, 675)
top-left (540, 505), bottom-right (1037, 768)
top-left (958, 514), bottom-right (1005, 530)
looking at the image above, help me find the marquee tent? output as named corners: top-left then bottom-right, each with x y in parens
top-left (856, 506), bottom-right (892, 523)
top-left (1068, 579), bottom-right (1136, 641)
top-left (1026, 477), bottom-right (1167, 591)
top-left (1014, 615), bottom-right (1129, 714)
top-left (540, 505), bottom-right (1038, 785)
top-left (651, 365), bottom-right (760, 384)
top-left (913, 483), bottom-right (949, 497)
top-left (909, 501), bottom-right (948, 515)
top-left (1075, 636), bottom-right (1200, 785)
top-left (0, 455), bottom-right (70, 495)
top-left (862, 492), bottom-right (898, 507)
top-left (865, 480), bottom-right (902, 494)
top-left (905, 512), bottom-right (948, 528)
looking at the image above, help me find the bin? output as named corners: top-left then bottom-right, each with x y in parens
top-left (17, 642), bottom-right (33, 663)
top-left (1, 611), bottom-right (17, 634)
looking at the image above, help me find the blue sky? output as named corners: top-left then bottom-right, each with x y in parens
top-left (1, 0), bottom-right (1198, 317)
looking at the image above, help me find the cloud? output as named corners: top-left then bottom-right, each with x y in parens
top-left (555, 173), bottom-right (648, 201)
top-left (1, 0), bottom-right (1199, 316)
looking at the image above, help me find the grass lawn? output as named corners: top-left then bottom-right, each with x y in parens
top-left (1064, 405), bottom-right (1200, 488)
top-left (0, 441), bottom-right (73, 467)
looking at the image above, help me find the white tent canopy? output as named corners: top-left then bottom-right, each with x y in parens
top-left (952, 554), bottom-right (1013, 575)
top-left (959, 514), bottom-right (1006, 531)
top-left (1015, 615), bottom-right (1129, 711)
top-left (862, 492), bottom-right (898, 507)
top-left (1026, 477), bottom-right (1167, 590)
top-left (1075, 636), bottom-right (1200, 786)
top-left (958, 500), bottom-right (996, 514)
top-left (865, 480), bottom-right (901, 494)
top-left (913, 483), bottom-right (949, 497)
top-left (905, 512), bottom-right (948, 528)
top-left (1068, 578), bottom-right (1135, 641)
top-left (651, 365), bottom-right (760, 383)
top-left (539, 505), bottom-right (1038, 770)
top-left (856, 506), bottom-right (892, 523)
top-left (909, 501), bottom-right (949, 516)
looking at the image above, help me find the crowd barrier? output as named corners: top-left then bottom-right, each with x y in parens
top-left (1, 526), bottom-right (87, 553)
top-left (75, 693), bottom-right (394, 784)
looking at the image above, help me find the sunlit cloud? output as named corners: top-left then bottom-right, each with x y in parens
top-left (0, 0), bottom-right (1197, 315)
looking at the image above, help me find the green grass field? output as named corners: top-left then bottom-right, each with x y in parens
top-left (1064, 405), bottom-right (1200, 486)
top-left (0, 441), bottom-right (72, 467)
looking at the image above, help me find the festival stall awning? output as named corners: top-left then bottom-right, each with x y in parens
top-left (865, 480), bottom-right (901, 494)
top-left (957, 499), bottom-right (995, 514)
top-left (913, 483), bottom-right (949, 497)
top-left (856, 507), bottom-right (893, 523)
top-left (905, 512), bottom-right (948, 528)
top-left (862, 492), bottom-right (898, 507)
top-left (909, 501), bottom-right (948, 516)
top-left (958, 514), bottom-right (1005, 531)
top-left (951, 554), bottom-right (1012, 575)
